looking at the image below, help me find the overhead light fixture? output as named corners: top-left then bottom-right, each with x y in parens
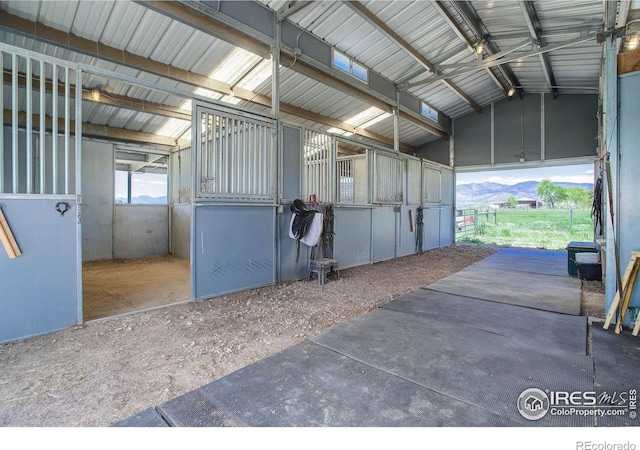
top-left (91, 89), bottom-right (101, 102)
top-left (475, 41), bottom-right (485, 55)
top-left (627, 33), bottom-right (639, 51)
top-left (507, 87), bottom-right (516, 97)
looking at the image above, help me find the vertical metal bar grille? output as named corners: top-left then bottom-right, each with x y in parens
top-left (303, 130), bottom-right (334, 203)
top-left (0, 52), bottom-right (4, 193)
top-left (1, 49), bottom-right (78, 195)
top-left (52, 63), bottom-right (58, 194)
top-left (197, 108), bottom-right (274, 201)
top-left (64, 66), bottom-right (70, 195)
top-left (39, 60), bottom-right (46, 194)
top-left (337, 157), bottom-right (354, 203)
top-left (374, 152), bottom-right (403, 204)
top-left (12, 53), bottom-right (18, 194)
top-left (26, 58), bottom-right (32, 194)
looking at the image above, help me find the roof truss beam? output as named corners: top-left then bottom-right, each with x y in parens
top-left (276, 1), bottom-right (313, 22)
top-left (3, 71), bottom-right (191, 121)
top-left (405, 32), bottom-right (598, 87)
top-left (344, 1), bottom-right (482, 113)
top-left (431, 0), bottom-right (508, 96)
top-left (519, 1), bottom-right (558, 98)
top-left (449, 1), bottom-right (522, 93)
top-left (0, 9), bottom-right (418, 151)
top-left (3, 109), bottom-right (180, 147)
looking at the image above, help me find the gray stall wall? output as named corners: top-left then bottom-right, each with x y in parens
top-left (114, 205), bottom-right (169, 259)
top-left (82, 140), bottom-right (114, 261)
top-left (417, 94), bottom-right (598, 169)
top-left (618, 72), bottom-right (640, 314)
top-left (193, 205), bottom-right (276, 300)
top-left (171, 205), bottom-right (191, 260)
top-left (0, 198), bottom-right (79, 344)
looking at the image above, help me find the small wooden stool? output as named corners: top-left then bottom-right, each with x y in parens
top-left (308, 258), bottom-right (339, 285)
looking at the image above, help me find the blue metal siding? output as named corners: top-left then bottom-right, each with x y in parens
top-left (193, 205), bottom-right (275, 300)
top-left (618, 72), bottom-right (640, 314)
top-left (372, 206), bottom-right (396, 262)
top-left (0, 198), bottom-right (79, 343)
top-left (334, 206), bottom-right (372, 269)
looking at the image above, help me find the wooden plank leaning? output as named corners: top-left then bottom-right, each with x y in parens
top-left (615, 258), bottom-right (640, 334)
top-left (0, 206), bottom-right (21, 259)
top-left (604, 251), bottom-right (640, 329)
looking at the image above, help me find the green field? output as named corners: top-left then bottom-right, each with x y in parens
top-left (457, 208), bottom-right (594, 250)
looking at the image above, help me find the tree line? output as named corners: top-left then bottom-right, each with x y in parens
top-left (506, 180), bottom-right (593, 209)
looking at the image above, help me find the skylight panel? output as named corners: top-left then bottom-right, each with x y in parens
top-left (344, 106), bottom-right (387, 128)
top-left (156, 118), bottom-right (190, 138)
top-left (235, 59), bottom-right (272, 91)
top-left (209, 47), bottom-right (262, 85)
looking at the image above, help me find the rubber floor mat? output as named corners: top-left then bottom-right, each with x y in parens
top-left (427, 266), bottom-right (581, 315)
top-left (310, 308), bottom-right (594, 426)
top-left (591, 326), bottom-right (640, 427)
top-left (155, 341), bottom-right (518, 427)
top-left (111, 407), bottom-right (169, 427)
top-left (472, 249), bottom-right (568, 276)
top-left (384, 288), bottom-right (587, 356)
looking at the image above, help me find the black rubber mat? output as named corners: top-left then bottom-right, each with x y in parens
top-left (427, 266), bottom-right (581, 315)
top-left (111, 407), bottom-right (169, 427)
top-left (156, 341), bottom-right (517, 427)
top-left (383, 288), bottom-right (587, 356)
top-left (310, 308), bottom-right (594, 426)
top-left (591, 326), bottom-right (640, 426)
top-left (473, 248), bottom-right (568, 276)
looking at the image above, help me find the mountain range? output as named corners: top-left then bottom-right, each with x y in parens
top-left (456, 181), bottom-right (593, 207)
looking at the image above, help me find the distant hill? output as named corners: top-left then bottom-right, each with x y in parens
top-left (456, 181), bottom-right (593, 207)
top-left (115, 196), bottom-right (168, 204)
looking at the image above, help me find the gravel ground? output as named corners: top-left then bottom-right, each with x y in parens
top-left (0, 244), bottom-right (604, 427)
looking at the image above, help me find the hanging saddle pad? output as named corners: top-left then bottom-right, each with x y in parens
top-left (289, 212), bottom-right (323, 247)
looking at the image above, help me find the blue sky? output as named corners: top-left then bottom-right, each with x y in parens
top-left (456, 164), bottom-right (595, 186)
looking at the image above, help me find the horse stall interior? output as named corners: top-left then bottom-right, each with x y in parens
top-left (81, 142), bottom-right (191, 321)
top-left (0, 39), bottom-right (456, 344)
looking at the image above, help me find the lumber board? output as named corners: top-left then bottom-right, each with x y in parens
top-left (615, 259), bottom-right (640, 334)
top-left (0, 207), bottom-right (21, 259)
top-left (604, 251), bottom-right (640, 329)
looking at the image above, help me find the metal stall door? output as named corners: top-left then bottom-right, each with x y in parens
top-left (191, 103), bottom-right (277, 300)
top-left (0, 45), bottom-right (83, 343)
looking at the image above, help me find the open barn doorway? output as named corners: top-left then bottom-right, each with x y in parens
top-left (455, 163), bottom-right (597, 249)
top-left (81, 144), bottom-right (191, 321)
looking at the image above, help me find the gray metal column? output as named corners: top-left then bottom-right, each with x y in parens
top-left (603, 36), bottom-right (618, 318)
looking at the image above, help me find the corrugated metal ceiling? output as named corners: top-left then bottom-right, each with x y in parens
top-left (0, 0), bottom-right (617, 151)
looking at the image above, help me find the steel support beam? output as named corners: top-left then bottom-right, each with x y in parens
top-left (3, 109), bottom-right (180, 147)
top-left (276, 1), bottom-right (313, 22)
top-left (0, 9), bottom-right (421, 150)
top-left (450, 1), bottom-right (521, 94)
top-left (142, 0), bottom-right (448, 138)
top-left (407, 33), bottom-right (597, 87)
top-left (345, 1), bottom-right (481, 113)
top-left (519, 1), bottom-right (558, 98)
top-left (431, 0), bottom-right (508, 95)
top-left (3, 72), bottom-right (191, 121)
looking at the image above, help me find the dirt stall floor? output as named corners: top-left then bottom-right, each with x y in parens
top-left (0, 245), bottom-right (605, 427)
